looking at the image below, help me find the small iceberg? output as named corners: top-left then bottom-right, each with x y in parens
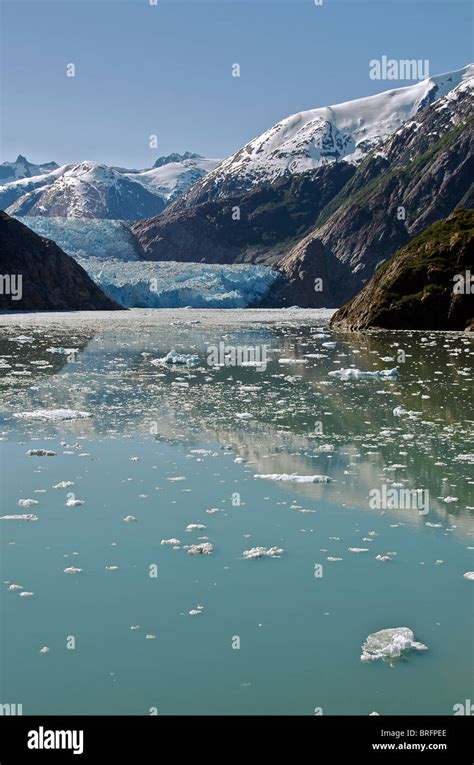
top-left (186, 543), bottom-right (213, 555)
top-left (151, 350), bottom-right (199, 367)
top-left (123, 515), bottom-right (137, 522)
top-left (53, 481), bottom-right (74, 489)
top-left (161, 538), bottom-right (181, 546)
top-left (463, 572), bottom-right (474, 581)
top-left (185, 523), bottom-right (206, 532)
top-left (18, 499), bottom-right (38, 507)
top-left (66, 498), bottom-right (84, 507)
top-left (254, 473), bottom-right (331, 484)
top-left (243, 546), bottom-right (284, 559)
top-left (329, 368), bottom-right (398, 379)
top-left (64, 566), bottom-right (82, 574)
top-left (27, 449), bottom-right (56, 457)
top-left (15, 409), bottom-right (91, 421)
top-left (361, 627), bottom-right (428, 662)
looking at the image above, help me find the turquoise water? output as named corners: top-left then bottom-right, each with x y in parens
top-left (0, 309), bottom-right (473, 715)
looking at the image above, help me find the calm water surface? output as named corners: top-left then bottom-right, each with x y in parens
top-left (0, 309), bottom-right (473, 715)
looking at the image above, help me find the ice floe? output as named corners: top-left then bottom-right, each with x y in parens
top-left (66, 498), bottom-right (85, 507)
top-left (26, 449), bottom-right (56, 457)
top-left (185, 543), bottom-right (213, 555)
top-left (53, 481), bottom-right (74, 489)
top-left (243, 546), bottom-right (284, 559)
top-left (64, 567), bottom-right (82, 574)
top-left (15, 409), bottom-right (91, 421)
top-left (329, 368), bottom-right (397, 379)
top-left (463, 572), bottom-right (474, 581)
top-left (123, 515), bottom-right (137, 522)
top-left (254, 473), bottom-right (331, 483)
top-left (0, 513), bottom-right (38, 521)
top-left (161, 538), bottom-right (181, 546)
top-left (151, 350), bottom-right (199, 367)
top-left (185, 523), bottom-right (206, 532)
top-left (361, 628), bottom-right (428, 662)
top-left (18, 499), bottom-right (39, 507)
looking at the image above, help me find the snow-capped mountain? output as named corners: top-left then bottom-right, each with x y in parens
top-left (125, 154), bottom-right (220, 203)
top-left (0, 154), bottom-right (59, 185)
top-left (6, 161), bottom-right (167, 220)
top-left (0, 152), bottom-right (220, 219)
top-left (179, 64), bottom-right (474, 205)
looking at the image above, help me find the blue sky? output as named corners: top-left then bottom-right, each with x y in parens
top-left (0, 0), bottom-right (472, 168)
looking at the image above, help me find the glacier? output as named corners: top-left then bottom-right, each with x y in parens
top-left (17, 216), bottom-right (280, 308)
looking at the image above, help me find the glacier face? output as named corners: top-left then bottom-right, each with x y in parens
top-left (77, 258), bottom-right (280, 309)
top-left (18, 217), bottom-right (279, 308)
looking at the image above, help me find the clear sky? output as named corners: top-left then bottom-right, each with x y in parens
top-left (0, 0), bottom-right (472, 168)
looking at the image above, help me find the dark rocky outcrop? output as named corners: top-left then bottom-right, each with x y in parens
top-left (0, 212), bottom-right (122, 311)
top-left (329, 210), bottom-right (474, 331)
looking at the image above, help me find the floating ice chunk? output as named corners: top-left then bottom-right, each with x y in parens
top-left (348, 547), bottom-right (369, 553)
top-left (53, 481), bottom-right (74, 489)
top-left (0, 513), bottom-right (38, 521)
top-left (425, 522), bottom-right (442, 528)
top-left (393, 406), bottom-right (419, 418)
top-left (161, 538), bottom-right (181, 546)
top-left (27, 449), bottom-right (56, 457)
top-left (375, 554), bottom-right (392, 562)
top-left (46, 347), bottom-right (79, 355)
top-left (327, 557), bottom-right (343, 562)
top-left (463, 572), bottom-right (474, 581)
top-left (39, 646), bottom-right (50, 654)
top-left (361, 627), bottom-right (428, 662)
top-left (130, 625), bottom-right (140, 630)
top-left (235, 412), bottom-right (253, 420)
top-left (105, 565), bottom-right (119, 571)
top-left (322, 342), bottom-right (337, 349)
top-left (254, 473), bottom-right (331, 484)
top-left (8, 584), bottom-right (23, 591)
top-left (151, 350), bottom-right (199, 366)
top-left (243, 546), bottom-right (284, 559)
top-left (10, 335), bottom-right (33, 343)
top-left (130, 456), bottom-right (140, 462)
top-left (186, 523), bottom-right (206, 532)
top-left (145, 634), bottom-right (156, 640)
top-left (20, 591), bottom-right (34, 597)
top-left (329, 368), bottom-right (397, 379)
top-left (206, 508), bottom-right (220, 514)
top-left (189, 609), bottom-right (202, 615)
top-left (18, 499), bottom-right (38, 507)
top-left (442, 496), bottom-right (458, 504)
top-left (66, 498), bottom-right (84, 507)
top-left (278, 358), bottom-right (306, 364)
top-left (123, 515), bottom-right (137, 522)
top-left (186, 543), bottom-right (213, 555)
top-left (16, 409), bottom-right (91, 421)
top-left (64, 567), bottom-right (82, 574)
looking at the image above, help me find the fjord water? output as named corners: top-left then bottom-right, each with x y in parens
top-left (0, 309), bottom-right (473, 715)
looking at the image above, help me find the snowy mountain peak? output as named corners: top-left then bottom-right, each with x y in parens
top-left (153, 151), bottom-right (203, 168)
top-left (185, 64), bottom-right (473, 202)
top-left (0, 155), bottom-right (59, 185)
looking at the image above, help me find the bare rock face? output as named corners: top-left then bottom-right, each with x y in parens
top-left (0, 212), bottom-right (122, 311)
top-left (330, 210), bottom-right (474, 332)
